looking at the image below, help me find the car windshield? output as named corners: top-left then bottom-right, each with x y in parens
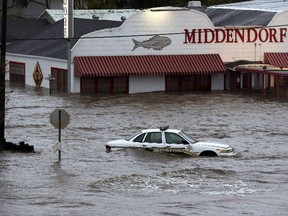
top-left (179, 132), bottom-right (197, 144)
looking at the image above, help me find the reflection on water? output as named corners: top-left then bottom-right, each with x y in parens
top-left (1, 85), bottom-right (288, 216)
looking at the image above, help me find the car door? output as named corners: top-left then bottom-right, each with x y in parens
top-left (141, 132), bottom-right (165, 149)
top-left (164, 132), bottom-right (189, 150)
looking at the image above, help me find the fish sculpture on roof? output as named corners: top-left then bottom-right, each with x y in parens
top-left (132, 35), bottom-right (172, 51)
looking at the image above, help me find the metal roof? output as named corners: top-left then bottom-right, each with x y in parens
top-left (235, 64), bottom-right (288, 77)
top-left (201, 8), bottom-right (276, 27)
top-left (234, 53), bottom-right (288, 77)
top-left (7, 19), bottom-right (122, 60)
top-left (209, 0), bottom-right (288, 12)
top-left (0, 19), bottom-right (49, 41)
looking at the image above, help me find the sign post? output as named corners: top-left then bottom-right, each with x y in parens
top-left (58, 109), bottom-right (62, 160)
top-left (50, 109), bottom-right (70, 161)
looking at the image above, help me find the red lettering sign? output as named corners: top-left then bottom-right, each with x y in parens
top-left (204, 29), bottom-right (214, 43)
top-left (184, 27), bottom-right (287, 44)
top-left (280, 28), bottom-right (287, 42)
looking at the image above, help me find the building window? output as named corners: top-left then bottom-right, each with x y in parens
top-left (81, 77), bottom-right (96, 94)
top-left (166, 75), bottom-right (211, 92)
top-left (194, 75), bottom-right (211, 91)
top-left (9, 61), bottom-right (25, 84)
top-left (181, 76), bottom-right (196, 91)
top-left (51, 68), bottom-right (67, 93)
top-left (113, 77), bottom-right (128, 93)
top-left (166, 76), bottom-right (179, 92)
top-left (80, 76), bottom-right (128, 94)
top-left (98, 77), bottom-right (111, 93)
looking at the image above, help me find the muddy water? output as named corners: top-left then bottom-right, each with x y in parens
top-left (1, 85), bottom-right (288, 216)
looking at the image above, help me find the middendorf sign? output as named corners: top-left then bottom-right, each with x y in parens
top-left (184, 27), bottom-right (288, 44)
top-left (63, 0), bottom-right (74, 39)
top-left (50, 109), bottom-right (70, 129)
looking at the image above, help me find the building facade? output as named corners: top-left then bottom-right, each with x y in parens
top-left (71, 6), bottom-right (288, 94)
top-left (6, 1), bottom-right (288, 95)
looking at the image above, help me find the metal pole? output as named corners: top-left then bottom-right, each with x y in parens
top-left (58, 110), bottom-right (61, 161)
top-left (67, 39), bottom-right (71, 93)
top-left (64, 0), bottom-right (73, 94)
top-left (0, 0), bottom-right (7, 146)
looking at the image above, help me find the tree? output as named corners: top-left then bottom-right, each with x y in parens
top-left (12, 0), bottom-right (50, 9)
top-left (12, 0), bottom-right (29, 8)
top-left (84, 0), bottom-right (129, 9)
top-left (82, 0), bottom-right (247, 9)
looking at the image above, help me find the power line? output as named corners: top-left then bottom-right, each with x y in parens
top-left (6, 23), bottom-right (288, 41)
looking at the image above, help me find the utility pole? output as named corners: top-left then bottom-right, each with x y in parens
top-left (0, 1), bottom-right (34, 152)
top-left (0, 0), bottom-right (7, 147)
top-left (63, 0), bottom-right (74, 93)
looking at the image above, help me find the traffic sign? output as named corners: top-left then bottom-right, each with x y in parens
top-left (50, 109), bottom-right (70, 129)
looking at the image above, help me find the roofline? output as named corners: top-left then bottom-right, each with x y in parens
top-left (235, 64), bottom-right (288, 77)
top-left (7, 52), bottom-right (67, 63)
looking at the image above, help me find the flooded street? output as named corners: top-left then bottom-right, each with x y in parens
top-left (1, 85), bottom-right (288, 216)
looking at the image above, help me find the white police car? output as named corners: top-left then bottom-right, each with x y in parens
top-left (106, 126), bottom-right (238, 157)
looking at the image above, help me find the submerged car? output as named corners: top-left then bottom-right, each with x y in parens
top-left (106, 126), bottom-right (238, 157)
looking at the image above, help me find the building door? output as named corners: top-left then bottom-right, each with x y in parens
top-left (50, 68), bottom-right (68, 93)
top-left (9, 62), bottom-right (25, 85)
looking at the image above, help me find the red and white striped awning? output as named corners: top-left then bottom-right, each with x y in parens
top-left (74, 54), bottom-right (227, 77)
top-left (264, 53), bottom-right (288, 68)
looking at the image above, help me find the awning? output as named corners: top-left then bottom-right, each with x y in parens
top-left (235, 65), bottom-right (288, 77)
top-left (264, 53), bottom-right (288, 68)
top-left (74, 54), bottom-right (227, 77)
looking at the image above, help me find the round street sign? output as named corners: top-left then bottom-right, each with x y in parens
top-left (50, 109), bottom-right (70, 129)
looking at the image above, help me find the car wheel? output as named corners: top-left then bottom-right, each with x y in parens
top-left (199, 151), bottom-right (218, 157)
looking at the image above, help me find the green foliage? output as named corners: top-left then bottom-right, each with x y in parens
top-left (85, 0), bottom-right (129, 9)
top-left (12, 0), bottom-right (29, 8)
top-left (10, 0), bottom-right (248, 10)
top-left (83, 0), bottom-right (247, 9)
top-left (201, 0), bottom-right (245, 6)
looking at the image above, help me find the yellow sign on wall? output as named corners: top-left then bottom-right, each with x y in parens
top-left (33, 62), bottom-right (43, 87)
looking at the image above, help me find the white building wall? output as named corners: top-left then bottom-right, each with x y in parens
top-left (73, 76), bottom-right (81, 93)
top-left (71, 9), bottom-right (216, 58)
top-left (268, 11), bottom-right (288, 27)
top-left (129, 75), bottom-right (165, 94)
top-left (72, 9), bottom-right (288, 63)
top-left (7, 53), bottom-right (67, 89)
top-left (264, 11), bottom-right (288, 53)
top-left (211, 73), bottom-right (224, 90)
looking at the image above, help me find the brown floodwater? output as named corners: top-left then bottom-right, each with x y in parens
top-left (1, 84), bottom-right (288, 215)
